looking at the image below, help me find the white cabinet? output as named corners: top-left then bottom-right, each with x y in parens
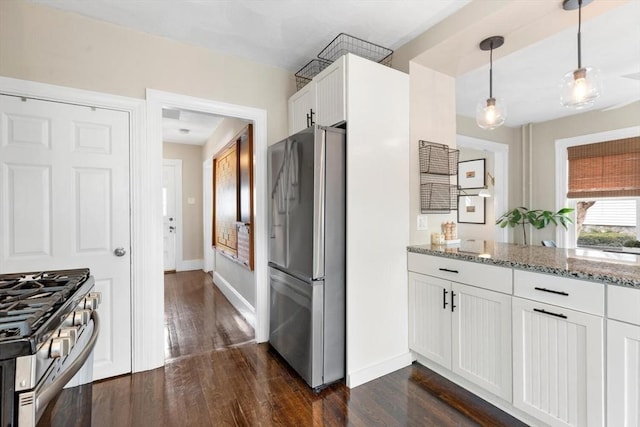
top-left (288, 83), bottom-right (314, 135)
top-left (512, 297), bottom-right (604, 427)
top-left (409, 272), bottom-right (451, 368)
top-left (408, 269), bottom-right (512, 401)
top-left (608, 285), bottom-right (640, 427)
top-left (288, 57), bottom-right (346, 135)
top-left (608, 320), bottom-right (640, 427)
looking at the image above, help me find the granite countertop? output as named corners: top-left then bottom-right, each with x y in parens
top-left (407, 240), bottom-right (640, 288)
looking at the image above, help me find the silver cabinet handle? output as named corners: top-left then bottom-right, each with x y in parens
top-left (114, 247), bottom-right (126, 257)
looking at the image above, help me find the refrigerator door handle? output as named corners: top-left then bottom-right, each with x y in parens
top-left (312, 126), bottom-right (325, 279)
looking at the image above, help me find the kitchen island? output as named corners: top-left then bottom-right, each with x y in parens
top-left (407, 240), bottom-right (640, 427)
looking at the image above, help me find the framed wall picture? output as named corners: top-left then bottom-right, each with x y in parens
top-left (458, 158), bottom-right (486, 189)
top-left (457, 195), bottom-right (486, 224)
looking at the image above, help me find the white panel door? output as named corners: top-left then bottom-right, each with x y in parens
top-left (0, 94), bottom-right (131, 381)
top-left (608, 319), bottom-right (640, 427)
top-left (315, 58), bottom-right (346, 128)
top-left (408, 272), bottom-right (451, 369)
top-left (162, 160), bottom-right (178, 271)
top-left (512, 297), bottom-right (604, 427)
top-left (452, 282), bottom-right (512, 401)
top-left (288, 84), bottom-right (314, 135)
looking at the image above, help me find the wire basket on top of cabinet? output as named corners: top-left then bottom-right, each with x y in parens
top-left (295, 58), bottom-right (333, 90)
top-left (318, 33), bottom-right (393, 67)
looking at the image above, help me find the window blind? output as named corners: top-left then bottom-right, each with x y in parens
top-left (567, 137), bottom-right (640, 198)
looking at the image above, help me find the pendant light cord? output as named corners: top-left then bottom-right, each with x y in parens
top-left (577, 0), bottom-right (582, 68)
top-left (489, 42), bottom-right (494, 98)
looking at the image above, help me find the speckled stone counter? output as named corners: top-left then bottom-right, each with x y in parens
top-left (407, 240), bottom-right (640, 288)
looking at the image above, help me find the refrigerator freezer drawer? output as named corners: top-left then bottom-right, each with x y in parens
top-left (269, 267), bottom-right (324, 388)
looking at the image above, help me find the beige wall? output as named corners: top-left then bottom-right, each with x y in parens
top-left (0, 0), bottom-right (293, 147)
top-left (203, 117), bottom-right (250, 161)
top-left (524, 101), bottom-right (640, 245)
top-left (163, 143), bottom-right (203, 262)
top-left (409, 62), bottom-right (457, 244)
top-left (203, 117), bottom-right (255, 306)
top-left (457, 147), bottom-right (495, 241)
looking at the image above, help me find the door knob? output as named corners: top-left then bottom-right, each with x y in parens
top-left (169, 226), bottom-right (175, 231)
top-left (114, 247), bottom-right (127, 257)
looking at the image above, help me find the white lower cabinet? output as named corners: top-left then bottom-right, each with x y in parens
top-left (607, 293), bottom-right (640, 427)
top-left (409, 272), bottom-right (512, 401)
top-left (512, 297), bottom-right (604, 427)
top-left (608, 320), bottom-right (640, 427)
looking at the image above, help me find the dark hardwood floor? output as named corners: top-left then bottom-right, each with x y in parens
top-left (40, 271), bottom-right (527, 427)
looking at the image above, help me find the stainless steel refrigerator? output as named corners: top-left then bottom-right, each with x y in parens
top-left (268, 125), bottom-right (345, 389)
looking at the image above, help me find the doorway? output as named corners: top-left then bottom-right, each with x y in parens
top-left (146, 90), bottom-right (269, 362)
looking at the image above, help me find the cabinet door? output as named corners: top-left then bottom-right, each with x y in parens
top-left (408, 272), bottom-right (451, 369)
top-left (288, 84), bottom-right (314, 135)
top-left (608, 319), bottom-right (640, 427)
top-left (314, 59), bottom-right (346, 128)
top-left (451, 283), bottom-right (512, 401)
top-left (513, 297), bottom-right (604, 427)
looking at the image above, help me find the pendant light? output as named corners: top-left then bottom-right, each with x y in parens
top-left (560, 0), bottom-right (601, 109)
top-left (476, 36), bottom-right (506, 130)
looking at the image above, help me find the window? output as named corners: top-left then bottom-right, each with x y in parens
top-left (575, 198), bottom-right (639, 249)
top-left (567, 137), bottom-right (640, 250)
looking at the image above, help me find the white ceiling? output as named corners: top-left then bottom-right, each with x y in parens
top-left (455, 1), bottom-right (640, 127)
top-left (162, 108), bottom-right (225, 146)
top-left (30, 0), bottom-right (640, 130)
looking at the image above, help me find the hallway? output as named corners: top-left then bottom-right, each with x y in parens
top-left (41, 271), bottom-right (525, 426)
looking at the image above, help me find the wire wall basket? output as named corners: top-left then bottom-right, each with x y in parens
top-left (295, 58), bottom-right (333, 90)
top-left (420, 176), bottom-right (459, 213)
top-left (419, 141), bottom-right (459, 175)
top-left (318, 33), bottom-right (393, 67)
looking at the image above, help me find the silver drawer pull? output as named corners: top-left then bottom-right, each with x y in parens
top-left (534, 286), bottom-right (569, 296)
top-left (439, 268), bottom-right (459, 274)
top-left (534, 308), bottom-right (567, 319)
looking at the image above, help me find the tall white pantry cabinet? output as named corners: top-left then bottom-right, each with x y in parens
top-left (287, 54), bottom-right (410, 388)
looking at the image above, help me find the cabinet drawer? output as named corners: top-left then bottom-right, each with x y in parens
top-left (608, 285), bottom-right (640, 325)
top-left (513, 270), bottom-right (604, 316)
top-left (407, 253), bottom-right (512, 294)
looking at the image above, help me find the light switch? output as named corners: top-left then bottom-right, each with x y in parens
top-left (417, 214), bottom-right (428, 230)
top-left (187, 197), bottom-right (196, 205)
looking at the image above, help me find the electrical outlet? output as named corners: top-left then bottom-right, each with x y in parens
top-left (417, 214), bottom-right (428, 230)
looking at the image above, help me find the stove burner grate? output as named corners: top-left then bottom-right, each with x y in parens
top-left (0, 268), bottom-right (90, 343)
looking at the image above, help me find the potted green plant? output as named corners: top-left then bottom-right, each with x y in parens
top-left (496, 207), bottom-right (574, 245)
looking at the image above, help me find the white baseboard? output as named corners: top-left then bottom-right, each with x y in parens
top-left (177, 259), bottom-right (204, 272)
top-left (346, 351), bottom-right (413, 388)
top-left (213, 272), bottom-right (256, 328)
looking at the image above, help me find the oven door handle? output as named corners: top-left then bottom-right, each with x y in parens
top-left (36, 311), bottom-right (100, 414)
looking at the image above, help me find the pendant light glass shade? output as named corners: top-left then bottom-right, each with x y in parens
top-left (476, 97), bottom-right (506, 130)
top-left (476, 36), bottom-right (506, 130)
top-left (560, 0), bottom-right (601, 109)
top-left (560, 66), bottom-right (601, 109)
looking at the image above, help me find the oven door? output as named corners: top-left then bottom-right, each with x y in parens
top-left (17, 312), bottom-right (100, 427)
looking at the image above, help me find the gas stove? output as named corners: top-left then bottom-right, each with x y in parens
top-left (0, 268), bottom-right (100, 427)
